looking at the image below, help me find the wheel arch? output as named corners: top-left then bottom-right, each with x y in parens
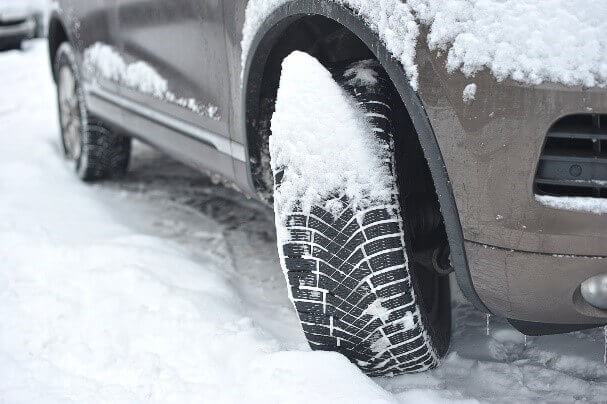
top-left (241, 0), bottom-right (489, 313)
top-left (47, 11), bottom-right (71, 81)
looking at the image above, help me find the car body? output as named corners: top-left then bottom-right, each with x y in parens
top-left (0, 0), bottom-right (38, 49)
top-left (47, 0), bottom-right (606, 336)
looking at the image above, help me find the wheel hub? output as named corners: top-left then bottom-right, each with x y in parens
top-left (58, 65), bottom-right (82, 160)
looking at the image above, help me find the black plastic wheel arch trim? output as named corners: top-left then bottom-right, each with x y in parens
top-left (242, 0), bottom-right (490, 313)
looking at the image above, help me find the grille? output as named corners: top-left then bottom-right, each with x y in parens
top-left (535, 114), bottom-right (607, 198)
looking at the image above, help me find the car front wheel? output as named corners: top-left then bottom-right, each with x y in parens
top-left (270, 53), bottom-right (451, 376)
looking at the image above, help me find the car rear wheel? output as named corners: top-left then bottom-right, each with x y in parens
top-left (270, 56), bottom-right (451, 376)
top-left (54, 42), bottom-right (131, 181)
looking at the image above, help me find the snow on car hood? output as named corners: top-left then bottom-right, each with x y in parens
top-left (242, 0), bottom-right (607, 90)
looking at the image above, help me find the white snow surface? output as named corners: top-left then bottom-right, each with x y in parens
top-left (84, 43), bottom-right (219, 119)
top-left (270, 51), bottom-right (392, 223)
top-left (536, 195), bottom-right (607, 215)
top-left (2, 40), bottom-right (607, 403)
top-left (462, 83), bottom-right (477, 103)
top-left (242, 0), bottom-right (607, 89)
top-left (411, 0), bottom-right (607, 87)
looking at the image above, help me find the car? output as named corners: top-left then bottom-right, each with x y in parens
top-left (47, 1), bottom-right (606, 376)
top-left (0, 0), bottom-right (48, 50)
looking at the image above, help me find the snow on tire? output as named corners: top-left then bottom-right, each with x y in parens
top-left (55, 42), bottom-right (131, 182)
top-left (270, 52), bottom-right (447, 376)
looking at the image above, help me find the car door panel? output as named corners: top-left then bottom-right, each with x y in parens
top-left (116, 0), bottom-right (230, 138)
top-left (58, 0), bottom-right (122, 95)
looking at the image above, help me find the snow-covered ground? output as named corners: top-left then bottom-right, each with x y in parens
top-left (1, 40), bottom-right (607, 403)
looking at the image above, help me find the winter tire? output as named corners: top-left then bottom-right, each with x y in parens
top-left (271, 58), bottom-right (451, 376)
top-left (54, 42), bottom-right (131, 181)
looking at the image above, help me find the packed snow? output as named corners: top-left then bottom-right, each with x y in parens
top-left (2, 40), bottom-right (607, 403)
top-left (462, 83), bottom-right (477, 104)
top-left (411, 0), bottom-right (607, 88)
top-left (344, 59), bottom-right (380, 87)
top-left (270, 51), bottom-right (392, 223)
top-left (536, 195), bottom-right (607, 215)
top-left (84, 43), bottom-right (219, 119)
top-left (242, 0), bottom-right (607, 89)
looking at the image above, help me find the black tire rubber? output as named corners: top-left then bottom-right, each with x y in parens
top-left (54, 42), bottom-right (131, 182)
top-left (272, 60), bottom-right (451, 376)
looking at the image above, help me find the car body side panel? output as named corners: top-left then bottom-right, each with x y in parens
top-left (116, 0), bottom-right (230, 138)
top-left (54, 0), bottom-right (236, 180)
top-left (57, 0), bottom-right (122, 95)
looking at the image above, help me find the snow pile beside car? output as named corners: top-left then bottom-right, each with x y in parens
top-left (243, 0), bottom-right (607, 89)
top-left (270, 51), bottom-right (392, 223)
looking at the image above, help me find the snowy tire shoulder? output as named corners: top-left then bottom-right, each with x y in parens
top-left (270, 52), bottom-right (450, 375)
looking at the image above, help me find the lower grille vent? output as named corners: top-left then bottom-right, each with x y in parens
top-left (535, 114), bottom-right (607, 198)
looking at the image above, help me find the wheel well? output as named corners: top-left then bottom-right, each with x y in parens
top-left (248, 15), bottom-right (447, 252)
top-left (48, 16), bottom-right (69, 81)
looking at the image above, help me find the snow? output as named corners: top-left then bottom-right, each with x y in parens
top-left (84, 43), bottom-right (219, 119)
top-left (411, 0), bottom-right (607, 88)
top-left (242, 0), bottom-right (607, 89)
top-left (364, 299), bottom-right (392, 323)
top-left (462, 83), bottom-right (477, 103)
top-left (2, 40), bottom-right (607, 403)
top-left (536, 195), bottom-right (607, 215)
top-left (344, 60), bottom-right (380, 87)
top-left (270, 51), bottom-right (392, 223)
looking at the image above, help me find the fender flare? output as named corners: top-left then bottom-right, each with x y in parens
top-left (242, 0), bottom-right (489, 313)
top-left (47, 9), bottom-right (73, 81)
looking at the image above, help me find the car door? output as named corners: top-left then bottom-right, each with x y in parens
top-left (116, 0), bottom-right (230, 140)
top-left (60, 0), bottom-right (121, 95)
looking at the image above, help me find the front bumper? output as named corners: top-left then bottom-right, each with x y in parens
top-left (415, 42), bottom-right (607, 325)
top-left (0, 18), bottom-right (36, 45)
top-left (466, 241), bottom-right (607, 324)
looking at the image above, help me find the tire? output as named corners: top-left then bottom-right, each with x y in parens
top-left (54, 42), bottom-right (131, 181)
top-left (272, 59), bottom-right (451, 376)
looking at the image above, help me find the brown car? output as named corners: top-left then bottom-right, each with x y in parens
top-left (47, 0), bottom-right (606, 375)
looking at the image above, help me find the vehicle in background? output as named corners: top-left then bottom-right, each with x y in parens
top-left (0, 0), bottom-right (49, 50)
